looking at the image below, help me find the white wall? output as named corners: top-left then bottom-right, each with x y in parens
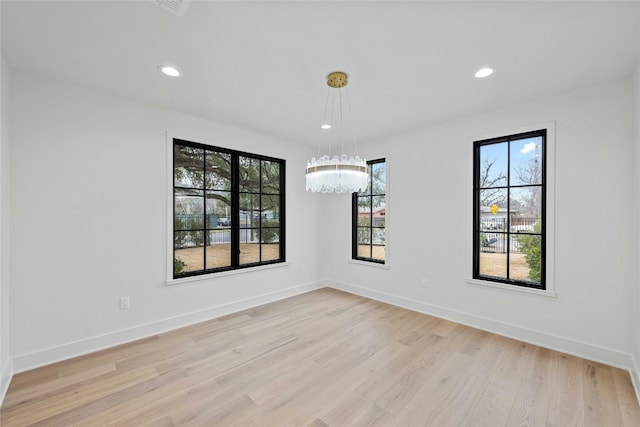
top-left (9, 72), bottom-right (322, 371)
top-left (0, 52), bottom-right (13, 398)
top-left (324, 78), bottom-right (637, 369)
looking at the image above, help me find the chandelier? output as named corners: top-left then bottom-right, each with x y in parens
top-left (305, 71), bottom-right (368, 193)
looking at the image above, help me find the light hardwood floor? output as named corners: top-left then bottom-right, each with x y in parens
top-left (2, 288), bottom-right (639, 426)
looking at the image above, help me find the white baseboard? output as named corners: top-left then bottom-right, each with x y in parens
top-left (12, 281), bottom-right (324, 373)
top-left (1, 357), bottom-right (13, 407)
top-left (328, 280), bottom-right (635, 371)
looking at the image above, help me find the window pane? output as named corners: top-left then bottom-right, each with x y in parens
top-left (206, 191), bottom-right (231, 229)
top-left (372, 228), bottom-right (385, 261)
top-left (174, 231), bottom-right (204, 273)
top-left (357, 228), bottom-right (371, 258)
top-left (240, 193), bottom-right (260, 228)
top-left (480, 217), bottom-right (506, 231)
top-left (174, 190), bottom-right (204, 230)
top-left (262, 243), bottom-right (280, 262)
top-left (357, 164), bottom-right (371, 196)
top-left (261, 228), bottom-right (280, 262)
top-left (174, 145), bottom-right (204, 188)
top-left (372, 196), bottom-right (386, 227)
top-left (174, 212), bottom-right (203, 231)
top-left (206, 230), bottom-right (231, 268)
top-left (207, 229), bottom-right (231, 247)
top-left (261, 194), bottom-right (280, 225)
top-left (261, 160), bottom-right (280, 194)
top-left (510, 186), bottom-right (542, 228)
top-left (478, 142), bottom-right (507, 189)
top-left (239, 156), bottom-right (260, 193)
top-left (510, 136), bottom-right (543, 186)
top-left (240, 228), bottom-right (259, 244)
top-left (479, 188), bottom-right (507, 218)
top-left (480, 232), bottom-right (507, 253)
top-left (512, 234), bottom-right (542, 284)
top-left (261, 228), bottom-right (280, 244)
top-left (240, 241), bottom-right (260, 264)
top-left (371, 162), bottom-right (386, 195)
top-left (175, 230), bottom-right (204, 249)
top-left (357, 196), bottom-right (372, 226)
top-left (205, 151), bottom-right (231, 190)
top-left (358, 216), bottom-right (371, 227)
top-left (478, 242), bottom-right (507, 279)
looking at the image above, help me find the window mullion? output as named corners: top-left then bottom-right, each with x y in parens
top-left (259, 160), bottom-right (263, 263)
top-left (279, 161), bottom-right (286, 261)
top-left (202, 149), bottom-right (207, 271)
top-left (506, 139), bottom-right (511, 281)
top-left (231, 153), bottom-right (240, 267)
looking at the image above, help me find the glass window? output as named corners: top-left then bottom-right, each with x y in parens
top-left (352, 159), bottom-right (386, 264)
top-left (473, 130), bottom-right (545, 289)
top-left (173, 139), bottom-right (285, 278)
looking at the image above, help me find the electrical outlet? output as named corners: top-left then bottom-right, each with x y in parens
top-left (119, 297), bottom-right (130, 310)
top-left (421, 278), bottom-right (429, 288)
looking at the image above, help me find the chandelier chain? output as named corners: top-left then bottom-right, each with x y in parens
top-left (339, 88), bottom-right (345, 156)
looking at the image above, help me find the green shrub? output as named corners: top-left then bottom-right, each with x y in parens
top-left (517, 221), bottom-right (541, 282)
top-left (261, 219), bottom-right (279, 244)
top-left (174, 257), bottom-right (186, 274)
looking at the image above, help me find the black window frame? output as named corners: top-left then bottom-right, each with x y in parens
top-left (352, 158), bottom-right (386, 264)
top-left (473, 129), bottom-right (546, 289)
top-left (173, 138), bottom-right (285, 279)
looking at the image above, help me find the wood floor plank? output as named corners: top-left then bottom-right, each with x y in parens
top-left (428, 331), bottom-right (506, 426)
top-left (1, 288), bottom-right (638, 426)
top-left (1, 362), bottom-right (117, 408)
top-left (390, 344), bottom-right (481, 426)
top-left (465, 336), bottom-right (536, 426)
top-left (545, 352), bottom-right (585, 427)
top-left (71, 370), bottom-right (214, 426)
top-left (506, 346), bottom-right (554, 426)
top-left (583, 360), bottom-right (625, 427)
top-left (612, 366), bottom-right (640, 427)
top-left (27, 368), bottom-right (187, 427)
top-left (2, 366), bottom-right (158, 425)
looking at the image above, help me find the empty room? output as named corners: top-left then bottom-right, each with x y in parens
top-left (1, 1), bottom-right (640, 425)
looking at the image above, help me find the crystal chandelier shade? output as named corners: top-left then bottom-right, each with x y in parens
top-left (305, 72), bottom-right (368, 194)
top-left (306, 154), bottom-right (368, 193)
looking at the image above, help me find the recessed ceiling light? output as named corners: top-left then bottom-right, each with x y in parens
top-left (159, 65), bottom-right (181, 77)
top-left (474, 67), bottom-right (495, 78)
top-left (321, 124), bottom-right (332, 130)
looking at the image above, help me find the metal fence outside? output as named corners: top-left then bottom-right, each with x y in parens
top-left (480, 217), bottom-right (539, 254)
top-left (177, 229), bottom-right (259, 247)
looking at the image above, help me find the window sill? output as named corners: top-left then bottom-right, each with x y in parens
top-left (166, 262), bottom-right (289, 286)
top-left (466, 278), bottom-right (557, 298)
top-left (349, 259), bottom-right (390, 270)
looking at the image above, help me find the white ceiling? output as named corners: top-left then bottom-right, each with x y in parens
top-left (2, 1), bottom-right (640, 147)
